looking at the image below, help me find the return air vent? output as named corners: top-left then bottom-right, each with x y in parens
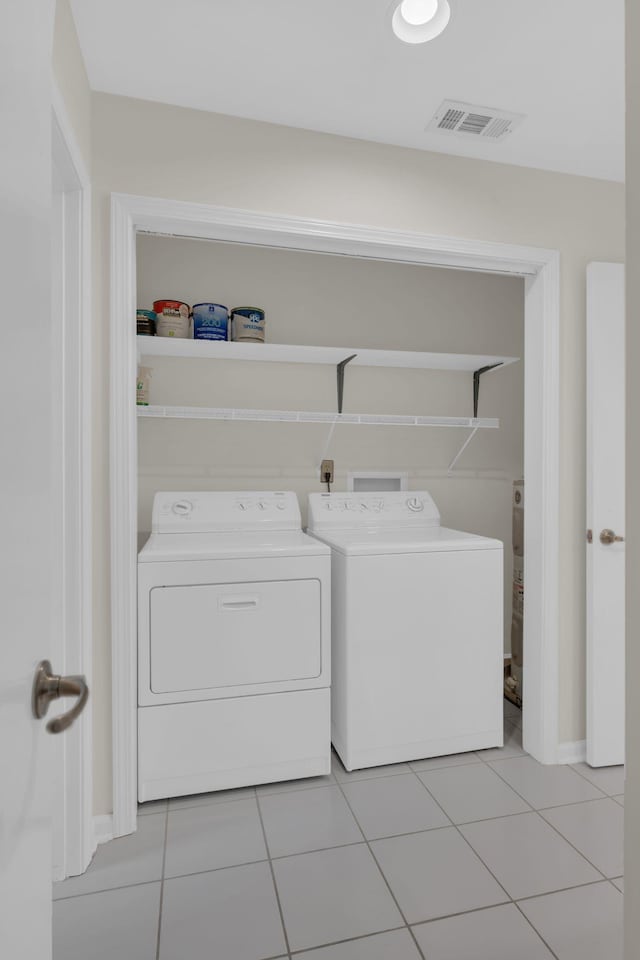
top-left (427, 100), bottom-right (525, 142)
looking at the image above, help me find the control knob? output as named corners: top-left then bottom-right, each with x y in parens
top-left (172, 500), bottom-right (193, 517)
top-left (406, 497), bottom-right (424, 512)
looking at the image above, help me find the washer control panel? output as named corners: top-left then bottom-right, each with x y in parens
top-left (152, 491), bottom-right (301, 533)
top-left (308, 491), bottom-right (440, 530)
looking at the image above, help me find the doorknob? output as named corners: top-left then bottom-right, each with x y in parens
top-left (599, 529), bottom-right (625, 546)
top-left (32, 660), bottom-right (89, 734)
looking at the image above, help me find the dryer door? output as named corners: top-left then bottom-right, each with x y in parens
top-left (149, 578), bottom-right (321, 694)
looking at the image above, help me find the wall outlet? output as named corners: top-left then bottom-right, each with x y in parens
top-left (320, 459), bottom-right (334, 484)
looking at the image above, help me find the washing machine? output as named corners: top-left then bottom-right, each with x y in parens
top-left (138, 491), bottom-right (331, 801)
top-left (307, 491), bottom-right (503, 771)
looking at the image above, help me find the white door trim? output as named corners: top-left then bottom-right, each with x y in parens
top-left (110, 192), bottom-right (561, 837)
top-left (51, 85), bottom-right (94, 877)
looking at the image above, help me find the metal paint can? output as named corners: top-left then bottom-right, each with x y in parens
top-left (192, 302), bottom-right (229, 341)
top-left (231, 306), bottom-right (266, 343)
top-left (137, 309), bottom-right (156, 336)
top-left (153, 300), bottom-right (191, 338)
top-left (136, 365), bottom-right (152, 406)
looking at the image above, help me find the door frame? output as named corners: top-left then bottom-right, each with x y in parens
top-left (110, 192), bottom-right (561, 838)
top-left (51, 85), bottom-right (94, 877)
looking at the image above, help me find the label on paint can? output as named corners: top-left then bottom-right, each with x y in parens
top-left (231, 307), bottom-right (266, 342)
top-left (137, 310), bottom-right (156, 336)
top-left (153, 300), bottom-right (191, 339)
top-left (137, 366), bottom-right (152, 406)
top-left (192, 303), bottom-right (229, 341)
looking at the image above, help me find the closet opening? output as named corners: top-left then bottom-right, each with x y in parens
top-left (109, 193), bottom-right (559, 835)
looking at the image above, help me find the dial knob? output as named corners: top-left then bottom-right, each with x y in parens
top-left (172, 500), bottom-right (193, 517)
top-left (257, 501), bottom-right (267, 511)
top-left (406, 497), bottom-right (424, 512)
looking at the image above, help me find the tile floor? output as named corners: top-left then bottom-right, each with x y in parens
top-left (53, 704), bottom-right (624, 960)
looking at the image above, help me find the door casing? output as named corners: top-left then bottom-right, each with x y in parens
top-left (110, 193), bottom-right (561, 838)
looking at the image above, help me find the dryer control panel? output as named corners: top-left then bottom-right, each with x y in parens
top-left (152, 491), bottom-right (302, 533)
top-left (307, 491), bottom-right (441, 531)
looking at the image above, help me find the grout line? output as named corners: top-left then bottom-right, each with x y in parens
top-left (410, 769), bottom-right (516, 907)
top-left (407, 758), bottom-right (483, 774)
top-left (155, 805), bottom-right (170, 960)
top-left (514, 877), bottom-right (616, 905)
top-left (569, 762), bottom-right (626, 798)
top-left (477, 757), bottom-right (617, 883)
top-left (137, 800), bottom-right (169, 817)
top-left (477, 760), bottom-right (613, 882)
top-left (255, 791), bottom-right (292, 958)
top-left (536, 794), bottom-right (616, 813)
top-left (512, 900), bottom-right (561, 960)
top-left (331, 775), bottom-right (429, 960)
top-left (53, 876), bottom-right (163, 902)
top-left (287, 925), bottom-right (408, 957)
top-left (533, 811), bottom-right (611, 882)
top-left (168, 785), bottom-right (257, 812)
top-left (164, 856), bottom-right (270, 883)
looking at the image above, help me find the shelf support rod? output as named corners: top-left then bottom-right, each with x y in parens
top-left (337, 354), bottom-right (357, 414)
top-left (473, 363), bottom-right (503, 418)
top-left (448, 426), bottom-right (479, 473)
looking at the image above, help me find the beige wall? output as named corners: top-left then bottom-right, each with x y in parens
top-left (136, 234), bottom-right (524, 652)
top-left (626, 0), bottom-right (638, 953)
top-left (53, 0), bottom-right (91, 171)
top-left (93, 91), bottom-right (624, 815)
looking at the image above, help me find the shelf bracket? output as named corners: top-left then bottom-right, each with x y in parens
top-left (473, 363), bottom-right (503, 418)
top-left (448, 425), bottom-right (479, 473)
top-left (337, 354), bottom-right (357, 414)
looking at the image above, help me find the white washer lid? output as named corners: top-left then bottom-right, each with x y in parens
top-left (307, 526), bottom-right (503, 557)
top-left (139, 529), bottom-right (330, 562)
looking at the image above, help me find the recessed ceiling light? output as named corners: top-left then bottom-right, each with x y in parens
top-left (391, 0), bottom-right (451, 44)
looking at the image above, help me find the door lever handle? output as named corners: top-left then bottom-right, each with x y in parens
top-left (599, 529), bottom-right (625, 546)
top-left (32, 660), bottom-right (89, 734)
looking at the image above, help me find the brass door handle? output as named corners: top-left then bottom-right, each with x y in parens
top-left (599, 529), bottom-right (625, 546)
top-left (32, 660), bottom-right (89, 734)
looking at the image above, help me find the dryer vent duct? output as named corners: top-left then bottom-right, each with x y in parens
top-left (427, 100), bottom-right (525, 142)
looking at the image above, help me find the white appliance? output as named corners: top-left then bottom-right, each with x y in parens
top-left (138, 491), bottom-right (331, 801)
top-left (307, 491), bottom-right (503, 770)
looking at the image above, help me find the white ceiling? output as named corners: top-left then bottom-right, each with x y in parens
top-left (71, 0), bottom-right (625, 182)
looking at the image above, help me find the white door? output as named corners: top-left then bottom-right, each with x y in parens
top-left (586, 262), bottom-right (625, 767)
top-left (0, 2), bottom-right (70, 955)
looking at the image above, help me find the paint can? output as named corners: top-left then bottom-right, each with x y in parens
top-left (192, 302), bottom-right (229, 341)
top-left (137, 366), bottom-right (153, 406)
top-left (153, 300), bottom-right (191, 338)
top-left (231, 307), bottom-right (266, 343)
top-left (137, 309), bottom-right (156, 336)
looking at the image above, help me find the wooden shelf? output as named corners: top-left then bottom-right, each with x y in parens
top-left (136, 336), bottom-right (518, 373)
top-left (137, 406), bottom-right (499, 428)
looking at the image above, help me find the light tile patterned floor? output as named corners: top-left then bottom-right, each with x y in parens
top-left (53, 707), bottom-right (624, 960)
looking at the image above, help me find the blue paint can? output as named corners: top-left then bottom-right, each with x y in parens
top-left (192, 303), bottom-right (229, 341)
top-left (231, 306), bottom-right (266, 342)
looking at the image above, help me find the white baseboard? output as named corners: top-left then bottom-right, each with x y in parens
top-left (93, 814), bottom-right (114, 846)
top-left (555, 740), bottom-right (587, 764)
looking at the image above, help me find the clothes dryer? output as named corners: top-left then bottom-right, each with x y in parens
top-left (138, 491), bottom-right (331, 801)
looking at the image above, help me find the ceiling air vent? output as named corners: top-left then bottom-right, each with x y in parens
top-left (427, 100), bottom-right (525, 142)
